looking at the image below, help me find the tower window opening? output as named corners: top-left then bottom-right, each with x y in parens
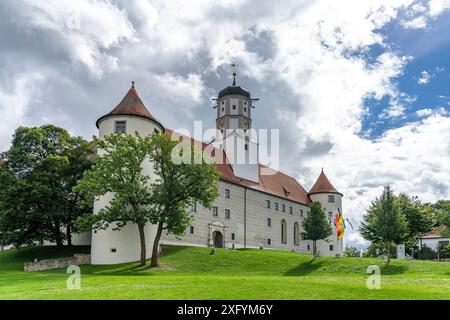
top-left (245, 144), bottom-right (248, 150)
top-left (232, 105), bottom-right (236, 110)
top-left (114, 121), bottom-right (126, 133)
top-left (328, 195), bottom-right (335, 203)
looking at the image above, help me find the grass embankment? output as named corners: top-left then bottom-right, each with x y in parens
top-left (0, 245), bottom-right (449, 299)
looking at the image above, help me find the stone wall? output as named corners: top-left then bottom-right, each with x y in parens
top-left (24, 254), bottom-right (91, 272)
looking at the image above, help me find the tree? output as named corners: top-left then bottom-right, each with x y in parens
top-left (360, 186), bottom-right (408, 265)
top-left (0, 125), bottom-right (93, 247)
top-left (396, 194), bottom-right (434, 254)
top-left (301, 201), bottom-right (332, 257)
top-left (74, 133), bottom-right (220, 267)
top-left (146, 134), bottom-right (220, 267)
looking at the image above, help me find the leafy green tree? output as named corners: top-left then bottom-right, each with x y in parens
top-left (301, 201), bottom-right (332, 257)
top-left (396, 194), bottom-right (434, 254)
top-left (75, 133), bottom-right (220, 267)
top-left (360, 186), bottom-right (408, 264)
top-left (0, 125), bottom-right (93, 247)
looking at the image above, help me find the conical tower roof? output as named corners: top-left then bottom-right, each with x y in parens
top-left (308, 169), bottom-right (342, 196)
top-left (96, 82), bottom-right (164, 130)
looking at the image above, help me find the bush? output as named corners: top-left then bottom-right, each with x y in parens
top-left (417, 245), bottom-right (437, 260)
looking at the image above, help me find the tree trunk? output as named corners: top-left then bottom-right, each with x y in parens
top-left (313, 240), bottom-right (317, 258)
top-left (386, 242), bottom-right (391, 265)
top-left (66, 223), bottom-right (72, 246)
top-left (137, 223), bottom-right (146, 266)
top-left (151, 222), bottom-right (164, 267)
top-left (54, 223), bottom-right (63, 248)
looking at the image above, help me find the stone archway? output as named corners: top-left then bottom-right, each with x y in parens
top-left (213, 230), bottom-right (224, 248)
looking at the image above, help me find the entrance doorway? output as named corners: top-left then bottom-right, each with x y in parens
top-left (213, 231), bottom-right (224, 248)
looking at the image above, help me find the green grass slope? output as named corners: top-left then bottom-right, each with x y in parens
top-left (0, 245), bottom-right (449, 300)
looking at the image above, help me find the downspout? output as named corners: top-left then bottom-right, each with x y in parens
top-left (244, 187), bottom-right (247, 249)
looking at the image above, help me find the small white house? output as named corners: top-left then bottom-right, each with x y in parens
top-left (418, 225), bottom-right (450, 251)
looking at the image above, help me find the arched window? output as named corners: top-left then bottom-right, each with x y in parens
top-left (281, 219), bottom-right (287, 244)
top-left (294, 222), bottom-right (299, 246)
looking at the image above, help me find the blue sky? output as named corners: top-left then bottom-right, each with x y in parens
top-left (362, 8), bottom-right (450, 138)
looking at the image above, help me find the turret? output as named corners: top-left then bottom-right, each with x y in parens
top-left (91, 82), bottom-right (163, 264)
top-left (308, 169), bottom-right (344, 256)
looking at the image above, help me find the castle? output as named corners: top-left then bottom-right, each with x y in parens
top-left (88, 78), bottom-right (344, 264)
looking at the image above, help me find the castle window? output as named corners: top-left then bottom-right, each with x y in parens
top-left (294, 222), bottom-right (299, 246)
top-left (111, 248), bottom-right (117, 253)
top-left (189, 202), bottom-right (197, 212)
top-left (221, 107), bottom-right (224, 112)
top-left (329, 245), bottom-right (334, 251)
top-left (328, 212), bottom-right (333, 221)
top-left (190, 226), bottom-right (194, 234)
top-left (300, 209), bottom-right (304, 217)
top-left (274, 202), bottom-right (279, 211)
top-left (224, 188), bottom-right (230, 199)
top-left (289, 206), bottom-right (293, 214)
top-left (114, 121), bottom-right (126, 133)
top-left (307, 244), bottom-right (311, 251)
top-left (212, 206), bottom-right (218, 217)
top-left (267, 218), bottom-right (272, 227)
top-left (154, 128), bottom-right (160, 134)
top-left (266, 200), bottom-right (271, 208)
top-left (328, 195), bottom-right (335, 203)
top-left (225, 209), bottom-right (231, 219)
top-left (245, 144), bottom-right (248, 151)
top-left (232, 105), bottom-right (236, 110)
top-left (231, 233), bottom-right (235, 241)
top-left (281, 219), bottom-right (287, 244)
top-left (244, 107), bottom-right (247, 112)
top-left (221, 100), bottom-right (225, 105)
top-left (267, 239), bottom-right (271, 246)
top-left (244, 101), bottom-right (247, 105)
top-left (282, 204), bottom-right (285, 212)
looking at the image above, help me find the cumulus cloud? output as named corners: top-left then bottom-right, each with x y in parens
top-left (418, 70), bottom-right (431, 84)
top-left (1, 0), bottom-right (450, 249)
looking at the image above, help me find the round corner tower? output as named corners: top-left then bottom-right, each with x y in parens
top-left (91, 82), bottom-right (164, 265)
top-left (308, 169), bottom-right (344, 257)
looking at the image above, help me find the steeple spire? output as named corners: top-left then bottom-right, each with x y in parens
top-left (231, 63), bottom-right (238, 86)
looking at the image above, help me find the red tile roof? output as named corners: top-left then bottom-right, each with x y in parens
top-left (308, 169), bottom-right (342, 196)
top-left (166, 129), bottom-right (311, 205)
top-left (420, 225), bottom-right (448, 239)
top-left (96, 82), bottom-right (163, 129)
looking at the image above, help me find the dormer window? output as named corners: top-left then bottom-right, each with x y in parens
top-left (115, 121), bottom-right (126, 133)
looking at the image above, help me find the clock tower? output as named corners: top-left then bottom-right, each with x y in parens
top-left (213, 66), bottom-right (260, 182)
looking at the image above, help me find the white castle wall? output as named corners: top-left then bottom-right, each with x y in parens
top-left (91, 115), bottom-right (163, 265)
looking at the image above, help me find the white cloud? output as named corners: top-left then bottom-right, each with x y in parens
top-left (0, 73), bottom-right (45, 150)
top-left (418, 70), bottom-right (431, 84)
top-left (401, 16), bottom-right (428, 28)
top-left (416, 108), bottom-right (433, 117)
top-left (14, 0), bottom-right (137, 78)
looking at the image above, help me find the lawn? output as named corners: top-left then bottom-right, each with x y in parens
top-left (0, 245), bottom-right (449, 300)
